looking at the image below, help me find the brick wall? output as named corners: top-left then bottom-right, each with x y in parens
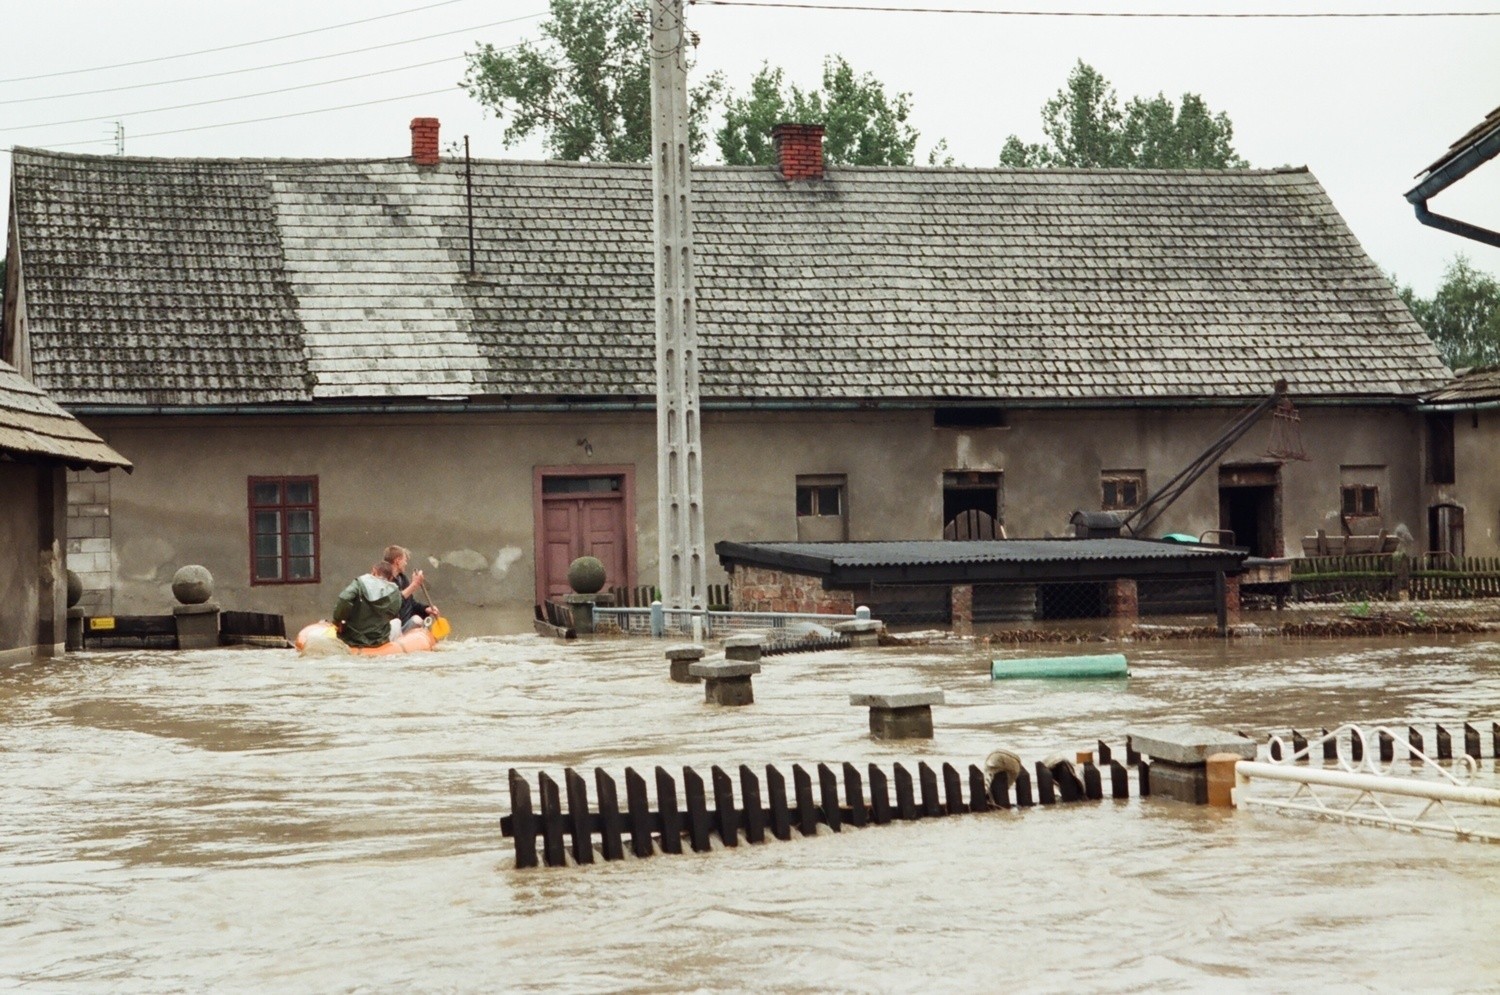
top-left (729, 564), bottom-right (855, 614)
top-left (66, 468), bottom-right (111, 614)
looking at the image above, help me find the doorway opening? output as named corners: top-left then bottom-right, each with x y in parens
top-left (1428, 503), bottom-right (1465, 561)
top-left (1217, 464), bottom-right (1282, 557)
top-left (942, 470), bottom-right (1003, 539)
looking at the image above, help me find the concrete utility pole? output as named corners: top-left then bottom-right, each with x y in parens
top-left (649, 0), bottom-right (706, 611)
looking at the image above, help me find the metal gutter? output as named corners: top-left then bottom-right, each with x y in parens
top-left (63, 394), bottom-right (1424, 418)
top-left (1405, 122), bottom-right (1500, 250)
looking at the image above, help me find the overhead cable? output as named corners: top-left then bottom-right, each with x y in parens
top-left (691, 0), bottom-right (1500, 16)
top-left (0, 0), bottom-right (484, 85)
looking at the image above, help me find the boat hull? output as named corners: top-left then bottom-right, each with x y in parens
top-left (295, 621), bottom-right (440, 656)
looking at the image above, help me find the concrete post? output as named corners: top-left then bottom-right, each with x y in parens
top-left (173, 602), bottom-right (221, 650)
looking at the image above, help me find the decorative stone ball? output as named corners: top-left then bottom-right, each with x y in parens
top-left (66, 569), bottom-right (83, 608)
top-left (567, 556), bottom-right (607, 594)
top-left (172, 564), bottom-right (214, 605)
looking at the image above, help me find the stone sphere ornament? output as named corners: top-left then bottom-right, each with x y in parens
top-left (567, 556), bottom-right (607, 594)
top-left (172, 564), bottom-right (215, 605)
top-left (66, 569), bottom-right (83, 608)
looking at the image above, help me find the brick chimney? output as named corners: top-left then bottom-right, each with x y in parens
top-left (410, 117), bottom-right (440, 166)
top-left (772, 122), bottom-right (824, 181)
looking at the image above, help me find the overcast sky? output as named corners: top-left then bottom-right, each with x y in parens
top-left (3, 0), bottom-right (1497, 296)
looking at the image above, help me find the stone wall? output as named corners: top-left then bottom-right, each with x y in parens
top-left (729, 564), bottom-right (855, 615)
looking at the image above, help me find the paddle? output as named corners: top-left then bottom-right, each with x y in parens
top-left (419, 577), bottom-right (452, 640)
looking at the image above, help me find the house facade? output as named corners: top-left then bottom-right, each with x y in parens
top-left (0, 360), bottom-right (130, 663)
top-left (2, 121), bottom-right (1452, 635)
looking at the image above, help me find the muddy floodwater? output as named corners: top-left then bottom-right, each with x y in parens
top-left (3, 633), bottom-right (1498, 992)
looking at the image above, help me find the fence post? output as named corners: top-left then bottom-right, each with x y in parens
top-left (650, 600), bottom-right (665, 638)
top-left (1394, 551), bottom-right (1411, 601)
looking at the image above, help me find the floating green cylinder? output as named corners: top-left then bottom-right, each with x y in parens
top-left (991, 653), bottom-right (1129, 680)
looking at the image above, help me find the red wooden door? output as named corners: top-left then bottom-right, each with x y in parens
top-left (535, 469), bottom-right (634, 605)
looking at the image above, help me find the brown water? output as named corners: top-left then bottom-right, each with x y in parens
top-left (3, 634), bottom-right (1498, 992)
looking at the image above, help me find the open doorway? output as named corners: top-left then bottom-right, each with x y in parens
top-left (1428, 503), bottom-right (1464, 562)
top-left (1217, 464), bottom-right (1282, 557)
top-left (943, 470), bottom-right (1003, 539)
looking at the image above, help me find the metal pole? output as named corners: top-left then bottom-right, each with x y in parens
top-left (649, 0), bottom-right (706, 611)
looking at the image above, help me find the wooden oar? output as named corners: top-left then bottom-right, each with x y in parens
top-left (419, 577), bottom-right (452, 640)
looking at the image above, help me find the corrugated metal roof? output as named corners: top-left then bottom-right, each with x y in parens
top-left (0, 360), bottom-right (131, 470)
top-left (716, 538), bottom-right (1246, 584)
top-left (10, 148), bottom-right (1451, 408)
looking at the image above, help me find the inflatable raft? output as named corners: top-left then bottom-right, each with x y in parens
top-left (991, 653), bottom-right (1129, 680)
top-left (295, 620), bottom-right (444, 656)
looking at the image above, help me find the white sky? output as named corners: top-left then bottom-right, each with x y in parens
top-left (2, 0), bottom-right (1498, 296)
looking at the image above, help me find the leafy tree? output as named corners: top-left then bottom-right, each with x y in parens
top-left (1395, 256), bottom-right (1500, 369)
top-left (1000, 60), bottom-right (1248, 169)
top-left (716, 56), bottom-right (924, 167)
top-left (461, 0), bottom-right (719, 162)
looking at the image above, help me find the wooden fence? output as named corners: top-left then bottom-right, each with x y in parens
top-left (1290, 554), bottom-right (1500, 601)
top-left (502, 742), bottom-right (1149, 869)
top-left (607, 584), bottom-right (732, 609)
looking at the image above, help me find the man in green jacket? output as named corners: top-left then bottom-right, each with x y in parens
top-left (332, 562), bottom-right (403, 648)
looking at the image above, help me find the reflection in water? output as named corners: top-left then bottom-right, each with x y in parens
top-left (2, 635), bottom-right (1498, 991)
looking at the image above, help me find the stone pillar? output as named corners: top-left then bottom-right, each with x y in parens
top-left (687, 659), bottom-right (760, 706)
top-left (1129, 725), bottom-right (1257, 804)
top-left (849, 690), bottom-right (944, 740)
top-left (666, 643), bottom-right (705, 683)
top-left (834, 612), bottom-right (882, 648)
top-left (950, 584), bottom-right (973, 637)
top-left (724, 634), bottom-right (763, 662)
top-left (565, 592), bottom-right (614, 636)
top-left (1107, 578), bottom-right (1138, 634)
top-left (1222, 572), bottom-right (1241, 627)
top-left (66, 607), bottom-right (85, 651)
top-left (174, 602), bottom-right (221, 650)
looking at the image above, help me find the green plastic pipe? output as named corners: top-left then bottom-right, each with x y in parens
top-left (991, 653), bottom-right (1129, 680)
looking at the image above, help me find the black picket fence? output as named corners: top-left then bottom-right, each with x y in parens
top-left (1257, 720), bottom-right (1500, 764)
top-left (502, 745), bottom-right (1150, 869)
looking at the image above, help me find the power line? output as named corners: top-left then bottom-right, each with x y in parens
top-left (0, 56), bottom-right (479, 135)
top-left (691, 0), bottom-right (1500, 16)
top-left (0, 13), bottom-right (544, 106)
top-left (0, 0), bottom-right (480, 85)
top-left (35, 88), bottom-right (464, 151)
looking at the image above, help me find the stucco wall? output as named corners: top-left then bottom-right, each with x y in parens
top-left (75, 402), bottom-right (1427, 636)
top-left (0, 463), bottom-right (64, 664)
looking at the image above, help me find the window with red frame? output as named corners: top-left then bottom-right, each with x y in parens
top-left (248, 476), bottom-right (319, 584)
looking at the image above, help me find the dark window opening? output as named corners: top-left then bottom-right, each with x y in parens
top-left (542, 475), bottom-right (621, 494)
top-left (1341, 484), bottom-right (1379, 518)
top-left (1101, 471), bottom-right (1144, 511)
top-left (1426, 413), bottom-right (1455, 485)
top-left (943, 471), bottom-right (1003, 538)
top-left (249, 476), bottom-right (319, 584)
top-left (934, 407), bottom-right (1008, 430)
top-left (796, 483), bottom-right (844, 517)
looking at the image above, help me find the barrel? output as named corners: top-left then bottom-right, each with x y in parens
top-left (991, 653), bottom-right (1129, 680)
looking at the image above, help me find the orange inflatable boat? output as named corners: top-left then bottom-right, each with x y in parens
top-left (295, 620), bottom-right (445, 656)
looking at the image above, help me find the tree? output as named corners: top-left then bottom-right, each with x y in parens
top-left (461, 0), bottom-right (719, 162)
top-left (1395, 256), bottom-right (1500, 369)
top-left (1000, 61), bottom-right (1249, 169)
top-left (716, 56), bottom-right (924, 167)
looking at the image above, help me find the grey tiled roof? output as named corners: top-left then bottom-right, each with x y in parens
top-left (0, 360), bottom-right (130, 469)
top-left (10, 148), bottom-right (1451, 407)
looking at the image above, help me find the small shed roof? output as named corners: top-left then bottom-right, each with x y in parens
top-left (715, 539), bottom-right (1246, 585)
top-left (0, 360), bottom-right (131, 471)
top-left (1424, 365), bottom-right (1500, 406)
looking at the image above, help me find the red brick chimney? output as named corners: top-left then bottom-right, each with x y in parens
top-left (410, 117), bottom-right (440, 166)
top-left (772, 122), bottom-right (825, 181)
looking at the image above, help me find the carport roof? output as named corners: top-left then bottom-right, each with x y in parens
top-left (715, 539), bottom-right (1246, 585)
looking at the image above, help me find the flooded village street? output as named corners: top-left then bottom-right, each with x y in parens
top-left (2, 633), bottom-right (1498, 992)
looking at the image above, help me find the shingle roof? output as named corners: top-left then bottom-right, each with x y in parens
top-left (10, 148), bottom-right (1450, 408)
top-left (1425, 364), bottom-right (1500, 405)
top-left (0, 359), bottom-right (131, 470)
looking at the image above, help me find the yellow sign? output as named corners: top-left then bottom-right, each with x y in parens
top-left (88, 617), bottom-right (116, 631)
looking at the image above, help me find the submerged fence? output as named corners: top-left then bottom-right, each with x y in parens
top-left (1281, 554), bottom-right (1500, 629)
top-left (502, 744), bottom-right (1150, 869)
